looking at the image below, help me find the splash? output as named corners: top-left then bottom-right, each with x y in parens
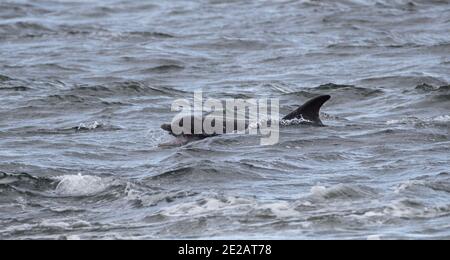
top-left (76, 121), bottom-right (102, 131)
top-left (309, 184), bottom-right (377, 200)
top-left (54, 174), bottom-right (108, 197)
top-left (386, 115), bottom-right (450, 126)
top-left (280, 116), bottom-right (312, 126)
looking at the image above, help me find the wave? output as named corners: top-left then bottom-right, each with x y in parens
top-left (414, 83), bottom-right (449, 92)
top-left (126, 186), bottom-right (198, 209)
top-left (313, 83), bottom-right (384, 96)
top-left (395, 172), bottom-right (450, 194)
top-left (350, 199), bottom-right (450, 226)
top-left (27, 94), bottom-right (129, 109)
top-left (75, 2), bottom-right (158, 17)
top-left (70, 82), bottom-right (148, 97)
top-left (126, 31), bottom-right (175, 39)
top-left (65, 29), bottom-right (175, 41)
top-left (0, 2), bottom-right (50, 19)
top-left (190, 37), bottom-right (274, 51)
top-left (0, 171), bottom-right (41, 185)
top-left (0, 21), bottom-right (51, 32)
top-left (151, 165), bottom-right (218, 180)
top-left (414, 83), bottom-right (450, 94)
top-left (3, 122), bottom-right (122, 137)
top-left (308, 184), bottom-right (378, 201)
top-left (69, 81), bottom-right (189, 97)
top-left (358, 76), bottom-right (448, 88)
top-left (282, 83), bottom-right (384, 101)
top-left (0, 172), bottom-right (57, 197)
top-left (0, 75), bottom-right (31, 92)
top-left (276, 83), bottom-right (384, 107)
top-left (0, 74), bottom-right (12, 82)
top-left (15, 121), bottom-right (115, 134)
top-left (143, 65), bottom-right (185, 74)
top-left (377, 199), bottom-right (449, 220)
top-left (326, 40), bottom-right (450, 50)
top-left (53, 174), bottom-right (111, 197)
top-left (0, 172), bottom-right (122, 199)
top-left (160, 195), bottom-right (255, 217)
top-left (41, 94), bottom-right (95, 104)
top-left (0, 20), bottom-right (173, 41)
top-left (0, 21), bottom-right (53, 39)
top-left (0, 86), bottom-right (30, 92)
top-left (150, 158), bottom-right (264, 183)
top-left (0, 219), bottom-right (93, 240)
top-left (386, 115), bottom-right (450, 127)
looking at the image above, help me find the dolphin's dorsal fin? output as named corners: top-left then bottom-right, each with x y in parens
top-left (282, 95), bottom-right (331, 125)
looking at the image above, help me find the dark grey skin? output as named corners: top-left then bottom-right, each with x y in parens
top-left (161, 95), bottom-right (331, 139)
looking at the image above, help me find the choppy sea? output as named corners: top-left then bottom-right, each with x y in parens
top-left (0, 0), bottom-right (449, 239)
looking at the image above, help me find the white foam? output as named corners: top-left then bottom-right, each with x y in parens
top-left (39, 219), bottom-right (71, 229)
top-left (162, 196), bottom-right (254, 217)
top-left (310, 185), bottom-right (328, 197)
top-left (384, 204), bottom-right (417, 218)
top-left (147, 128), bottom-right (175, 147)
top-left (1, 223), bottom-right (34, 234)
top-left (363, 211), bottom-right (384, 218)
top-left (66, 235), bottom-right (81, 240)
top-left (433, 115), bottom-right (450, 123)
top-left (258, 202), bottom-right (299, 218)
top-left (158, 136), bottom-right (191, 147)
top-left (299, 201), bottom-right (313, 207)
top-left (162, 195), bottom-right (303, 220)
top-left (386, 119), bottom-right (402, 125)
top-left (2, 219), bottom-right (92, 237)
top-left (71, 220), bottom-right (91, 228)
top-left (386, 115), bottom-right (450, 125)
top-left (77, 121), bottom-right (102, 130)
top-left (394, 180), bottom-right (421, 194)
top-left (382, 200), bottom-right (435, 219)
top-left (280, 117), bottom-right (312, 126)
top-left (367, 235), bottom-right (382, 240)
top-left (386, 117), bottom-right (419, 125)
top-left (309, 184), bottom-right (375, 200)
top-left (54, 174), bottom-right (109, 196)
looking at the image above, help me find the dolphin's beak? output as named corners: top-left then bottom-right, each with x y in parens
top-left (161, 123), bottom-right (172, 132)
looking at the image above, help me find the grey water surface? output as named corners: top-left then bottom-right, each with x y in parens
top-left (0, 0), bottom-right (449, 239)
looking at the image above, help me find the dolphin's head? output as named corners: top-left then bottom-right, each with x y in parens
top-left (161, 123), bottom-right (174, 135)
top-left (161, 116), bottom-right (196, 137)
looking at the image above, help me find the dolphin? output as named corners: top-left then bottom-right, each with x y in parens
top-left (161, 94), bottom-right (331, 141)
